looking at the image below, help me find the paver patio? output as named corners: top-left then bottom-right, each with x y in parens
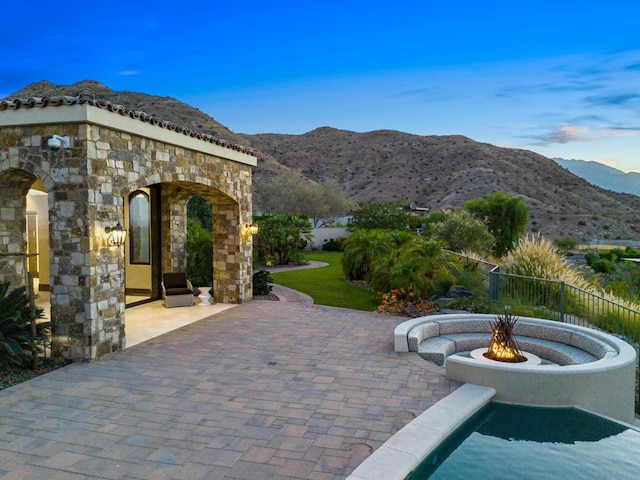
top-left (0, 290), bottom-right (461, 479)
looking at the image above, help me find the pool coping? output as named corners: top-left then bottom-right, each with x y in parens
top-left (346, 384), bottom-right (496, 480)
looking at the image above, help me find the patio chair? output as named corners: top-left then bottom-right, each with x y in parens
top-left (161, 272), bottom-right (195, 307)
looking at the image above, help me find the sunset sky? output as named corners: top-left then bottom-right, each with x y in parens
top-left (2, 0), bottom-right (639, 172)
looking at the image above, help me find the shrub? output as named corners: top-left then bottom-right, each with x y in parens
top-left (445, 294), bottom-right (490, 314)
top-left (347, 202), bottom-right (410, 231)
top-left (253, 270), bottom-right (274, 296)
top-left (435, 257), bottom-right (487, 298)
top-left (499, 235), bottom-right (640, 340)
top-left (502, 234), bottom-right (589, 287)
top-left (555, 237), bottom-right (578, 252)
top-left (368, 237), bottom-right (458, 299)
top-left (321, 237), bottom-right (345, 251)
top-left (376, 286), bottom-right (438, 317)
top-left (0, 281), bottom-right (46, 369)
top-left (426, 210), bottom-right (494, 255)
top-left (254, 214), bottom-right (312, 266)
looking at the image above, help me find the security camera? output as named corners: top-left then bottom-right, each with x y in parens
top-left (47, 135), bottom-right (70, 150)
top-left (47, 137), bottom-right (62, 149)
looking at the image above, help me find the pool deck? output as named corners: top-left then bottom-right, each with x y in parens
top-left (0, 285), bottom-right (461, 479)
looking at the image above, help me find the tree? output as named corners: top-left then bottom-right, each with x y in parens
top-left (464, 191), bottom-right (529, 257)
top-left (187, 195), bottom-right (212, 230)
top-left (308, 179), bottom-right (354, 227)
top-left (186, 218), bottom-right (213, 287)
top-left (187, 195), bottom-right (214, 286)
top-left (254, 174), bottom-right (353, 226)
top-left (254, 214), bottom-right (313, 266)
top-left (347, 202), bottom-right (410, 231)
top-left (254, 174), bottom-right (316, 216)
top-left (341, 229), bottom-right (392, 280)
top-left (426, 209), bottom-right (494, 255)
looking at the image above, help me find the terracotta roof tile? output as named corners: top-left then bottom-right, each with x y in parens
top-left (0, 88), bottom-right (255, 156)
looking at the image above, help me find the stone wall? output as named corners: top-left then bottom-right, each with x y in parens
top-left (0, 112), bottom-right (254, 361)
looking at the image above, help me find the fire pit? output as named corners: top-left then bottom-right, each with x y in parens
top-left (396, 313), bottom-right (637, 423)
top-left (484, 313), bottom-right (526, 363)
top-left (470, 313), bottom-right (542, 365)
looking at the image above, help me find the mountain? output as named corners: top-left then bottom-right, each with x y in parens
top-left (6, 80), bottom-right (640, 242)
top-left (242, 128), bottom-right (640, 241)
top-left (554, 158), bottom-right (640, 196)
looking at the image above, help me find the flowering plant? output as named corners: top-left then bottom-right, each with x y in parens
top-left (376, 286), bottom-right (438, 317)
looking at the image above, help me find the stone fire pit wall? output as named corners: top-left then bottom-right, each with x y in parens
top-left (394, 314), bottom-right (637, 424)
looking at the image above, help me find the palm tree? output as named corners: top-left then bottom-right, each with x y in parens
top-left (368, 237), bottom-right (459, 298)
top-left (341, 229), bottom-right (391, 280)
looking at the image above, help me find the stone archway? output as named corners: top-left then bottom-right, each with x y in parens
top-left (156, 182), bottom-right (249, 304)
top-left (0, 92), bottom-right (257, 361)
top-left (0, 168), bottom-right (39, 287)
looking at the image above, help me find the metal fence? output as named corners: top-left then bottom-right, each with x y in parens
top-left (489, 265), bottom-right (640, 413)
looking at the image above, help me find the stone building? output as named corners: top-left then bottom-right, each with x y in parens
top-left (0, 89), bottom-right (257, 361)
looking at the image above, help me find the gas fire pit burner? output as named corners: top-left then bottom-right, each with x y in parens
top-left (484, 313), bottom-right (527, 363)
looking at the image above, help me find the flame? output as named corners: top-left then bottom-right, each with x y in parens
top-left (488, 335), bottom-right (520, 361)
top-left (484, 317), bottom-right (527, 363)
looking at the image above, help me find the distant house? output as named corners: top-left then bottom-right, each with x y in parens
top-left (0, 89), bottom-right (257, 361)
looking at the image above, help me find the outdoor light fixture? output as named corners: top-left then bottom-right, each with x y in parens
top-left (47, 135), bottom-right (71, 150)
top-left (242, 223), bottom-right (259, 238)
top-left (105, 222), bottom-right (127, 246)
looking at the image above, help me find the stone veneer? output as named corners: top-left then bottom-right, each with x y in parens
top-left (0, 98), bottom-right (256, 361)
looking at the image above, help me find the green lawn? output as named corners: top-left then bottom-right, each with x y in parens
top-left (268, 251), bottom-right (379, 311)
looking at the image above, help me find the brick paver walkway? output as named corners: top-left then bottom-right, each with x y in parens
top-left (0, 298), bottom-right (460, 479)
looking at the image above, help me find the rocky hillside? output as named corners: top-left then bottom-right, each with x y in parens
top-left (6, 80), bottom-right (640, 242)
top-left (242, 128), bottom-right (640, 241)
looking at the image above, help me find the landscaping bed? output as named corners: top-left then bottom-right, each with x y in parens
top-left (0, 360), bottom-right (64, 391)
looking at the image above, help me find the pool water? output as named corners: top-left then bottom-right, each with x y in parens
top-left (409, 403), bottom-right (640, 480)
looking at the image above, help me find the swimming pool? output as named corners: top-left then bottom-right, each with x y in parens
top-left (408, 403), bottom-right (640, 479)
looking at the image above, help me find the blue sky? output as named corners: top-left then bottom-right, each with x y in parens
top-left (2, 1), bottom-right (639, 172)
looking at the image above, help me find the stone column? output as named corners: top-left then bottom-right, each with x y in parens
top-left (49, 182), bottom-right (125, 361)
top-left (160, 185), bottom-right (188, 274)
top-left (0, 185), bottom-right (29, 287)
top-left (212, 201), bottom-right (252, 303)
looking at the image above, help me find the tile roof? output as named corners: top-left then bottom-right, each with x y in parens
top-left (0, 88), bottom-right (255, 156)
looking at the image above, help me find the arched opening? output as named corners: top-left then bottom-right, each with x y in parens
top-left (125, 187), bottom-right (161, 306)
top-left (186, 194), bottom-right (214, 289)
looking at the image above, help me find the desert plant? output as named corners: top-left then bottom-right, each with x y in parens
top-left (0, 281), bottom-right (46, 368)
top-left (501, 234), bottom-right (591, 287)
top-left (498, 234), bottom-right (640, 341)
top-left (376, 286), bottom-right (438, 317)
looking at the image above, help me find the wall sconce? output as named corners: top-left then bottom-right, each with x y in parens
top-left (105, 222), bottom-right (127, 246)
top-left (242, 223), bottom-right (259, 238)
